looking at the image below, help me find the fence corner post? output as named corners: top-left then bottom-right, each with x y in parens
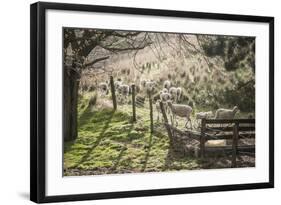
top-left (231, 122), bottom-right (239, 168)
top-left (159, 101), bottom-right (173, 145)
top-left (200, 118), bottom-right (206, 158)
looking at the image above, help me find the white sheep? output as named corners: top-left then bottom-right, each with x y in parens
top-left (140, 79), bottom-right (147, 89)
top-left (215, 106), bottom-right (239, 119)
top-left (98, 82), bottom-right (108, 96)
top-left (176, 87), bottom-right (182, 102)
top-left (155, 100), bottom-right (168, 122)
top-left (167, 101), bottom-right (193, 129)
top-left (169, 86), bottom-right (182, 102)
top-left (145, 80), bottom-right (156, 94)
top-left (162, 88), bottom-right (168, 93)
top-left (195, 111), bottom-right (213, 119)
top-left (163, 80), bottom-right (171, 89)
top-left (195, 111), bottom-right (213, 129)
top-left (139, 79), bottom-right (149, 92)
top-left (169, 87), bottom-right (178, 101)
top-left (117, 84), bottom-right (130, 103)
top-left (160, 91), bottom-right (171, 102)
top-left (114, 80), bottom-right (122, 90)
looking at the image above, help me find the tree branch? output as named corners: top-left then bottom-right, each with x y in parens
top-left (98, 43), bottom-right (151, 52)
top-left (112, 31), bottom-right (141, 38)
top-left (84, 56), bottom-right (110, 67)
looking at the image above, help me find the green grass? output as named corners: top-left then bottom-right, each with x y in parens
top-left (64, 93), bottom-right (254, 176)
top-left (64, 96), bottom-right (201, 176)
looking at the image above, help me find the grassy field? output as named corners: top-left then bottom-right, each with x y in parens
top-left (64, 94), bottom-right (202, 176)
top-left (63, 92), bottom-right (255, 176)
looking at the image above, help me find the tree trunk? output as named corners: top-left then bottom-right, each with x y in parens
top-left (64, 67), bottom-right (79, 141)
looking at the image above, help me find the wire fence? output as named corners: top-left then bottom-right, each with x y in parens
top-left (106, 75), bottom-right (167, 134)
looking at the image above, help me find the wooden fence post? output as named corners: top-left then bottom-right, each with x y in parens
top-left (131, 84), bottom-right (136, 122)
top-left (232, 122), bottom-right (239, 167)
top-left (109, 76), bottom-right (117, 110)
top-left (159, 101), bottom-right (173, 145)
top-left (148, 91), bottom-right (153, 133)
top-left (200, 118), bottom-right (206, 158)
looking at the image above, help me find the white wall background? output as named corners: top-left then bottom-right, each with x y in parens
top-left (0, 0), bottom-right (279, 204)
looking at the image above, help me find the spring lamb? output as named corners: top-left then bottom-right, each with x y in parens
top-left (215, 106), bottom-right (239, 119)
top-left (167, 101), bottom-right (193, 129)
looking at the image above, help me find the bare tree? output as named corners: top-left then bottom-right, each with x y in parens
top-left (63, 28), bottom-right (151, 141)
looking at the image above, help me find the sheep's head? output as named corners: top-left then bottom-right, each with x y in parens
top-left (233, 106), bottom-right (239, 114)
top-left (206, 111), bottom-right (214, 118)
top-left (140, 80), bottom-right (146, 87)
top-left (162, 88), bottom-right (168, 93)
top-left (167, 93), bottom-right (172, 100)
top-left (163, 80), bottom-right (170, 88)
top-left (167, 100), bottom-right (173, 107)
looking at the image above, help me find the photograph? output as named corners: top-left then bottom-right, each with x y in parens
top-left (63, 28), bottom-right (256, 176)
top-left (30, 2), bottom-right (274, 202)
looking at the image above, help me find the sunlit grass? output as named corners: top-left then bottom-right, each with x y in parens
top-left (63, 96), bottom-right (201, 176)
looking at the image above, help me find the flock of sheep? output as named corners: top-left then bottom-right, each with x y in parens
top-left (96, 78), bottom-right (240, 130)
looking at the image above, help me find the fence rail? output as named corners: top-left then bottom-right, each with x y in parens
top-left (205, 119), bottom-right (255, 124)
top-left (157, 103), bottom-right (255, 167)
top-left (109, 75), bottom-right (155, 133)
top-left (200, 118), bottom-right (255, 167)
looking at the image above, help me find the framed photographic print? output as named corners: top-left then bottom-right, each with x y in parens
top-left (30, 1), bottom-right (274, 203)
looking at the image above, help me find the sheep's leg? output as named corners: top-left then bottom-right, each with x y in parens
top-left (185, 118), bottom-right (193, 130)
top-left (185, 120), bottom-right (188, 129)
top-left (157, 110), bottom-right (160, 122)
top-left (166, 107), bottom-right (169, 115)
top-left (170, 114), bottom-right (174, 126)
top-left (159, 110), bottom-right (163, 122)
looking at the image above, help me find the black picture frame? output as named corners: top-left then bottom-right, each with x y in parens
top-left (30, 1), bottom-right (274, 203)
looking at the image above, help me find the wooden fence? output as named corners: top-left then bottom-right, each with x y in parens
top-left (109, 76), bottom-right (154, 133)
top-left (158, 101), bottom-right (255, 167)
top-left (109, 76), bottom-right (255, 167)
top-left (200, 118), bottom-right (255, 167)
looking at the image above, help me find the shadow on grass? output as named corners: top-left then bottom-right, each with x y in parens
top-left (110, 146), bottom-right (127, 171)
top-left (78, 105), bottom-right (96, 128)
top-left (75, 110), bottom-right (115, 167)
top-left (163, 145), bottom-right (174, 171)
top-left (64, 140), bottom-right (76, 153)
top-left (163, 145), bottom-right (189, 171)
top-left (141, 134), bottom-right (153, 172)
top-left (110, 124), bottom-right (134, 172)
